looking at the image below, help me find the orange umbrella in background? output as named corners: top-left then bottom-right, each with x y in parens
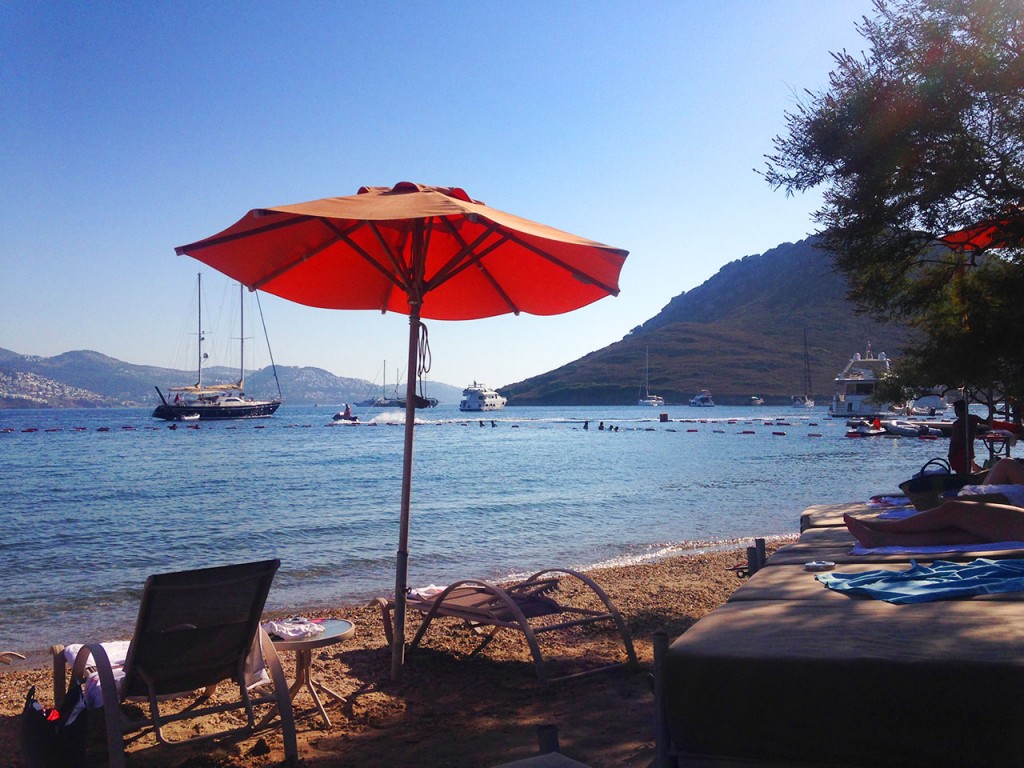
top-left (174, 182), bottom-right (629, 679)
top-left (936, 207), bottom-right (1023, 468)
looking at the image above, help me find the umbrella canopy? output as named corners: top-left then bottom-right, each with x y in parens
top-left (937, 206), bottom-right (1024, 256)
top-left (176, 181), bottom-right (625, 318)
top-left (175, 182), bottom-right (628, 678)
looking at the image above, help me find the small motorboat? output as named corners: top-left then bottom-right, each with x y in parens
top-left (845, 421), bottom-right (887, 438)
top-left (881, 420), bottom-right (943, 438)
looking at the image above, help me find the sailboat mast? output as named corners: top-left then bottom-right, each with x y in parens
top-left (803, 330), bottom-right (812, 397)
top-left (238, 282), bottom-right (245, 390)
top-left (644, 347), bottom-right (650, 397)
top-left (196, 273), bottom-right (203, 389)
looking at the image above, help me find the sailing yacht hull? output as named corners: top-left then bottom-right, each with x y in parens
top-left (152, 395), bottom-right (281, 421)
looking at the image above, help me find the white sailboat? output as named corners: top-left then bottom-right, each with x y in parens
top-left (153, 274), bottom-right (282, 420)
top-left (638, 348), bottom-right (664, 406)
top-left (792, 330), bottom-right (815, 408)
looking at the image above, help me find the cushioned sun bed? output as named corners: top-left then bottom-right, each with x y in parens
top-left (765, 526), bottom-right (1024, 565)
top-left (799, 501), bottom-right (891, 531)
top-left (728, 561), bottom-right (1024, 603)
top-left (655, 599), bottom-right (1024, 767)
top-left (653, 504), bottom-right (1024, 768)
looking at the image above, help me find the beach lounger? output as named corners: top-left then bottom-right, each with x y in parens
top-left (375, 568), bottom-right (637, 685)
top-left (652, 503), bottom-right (1024, 768)
top-left (51, 559), bottom-right (297, 768)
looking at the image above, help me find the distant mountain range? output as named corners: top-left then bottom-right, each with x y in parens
top-left (0, 348), bottom-right (464, 410)
top-left (0, 235), bottom-right (908, 409)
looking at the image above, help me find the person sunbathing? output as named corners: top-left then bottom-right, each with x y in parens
top-left (984, 457), bottom-right (1024, 485)
top-left (844, 501), bottom-right (1024, 548)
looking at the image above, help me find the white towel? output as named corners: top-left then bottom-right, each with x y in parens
top-left (958, 484), bottom-right (1024, 507)
top-left (63, 641), bottom-right (130, 708)
top-left (64, 635), bottom-right (268, 708)
top-left (409, 584), bottom-right (447, 601)
top-left (261, 619), bottom-right (325, 640)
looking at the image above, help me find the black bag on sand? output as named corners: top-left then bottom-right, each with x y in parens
top-left (21, 683), bottom-right (87, 767)
top-left (899, 458), bottom-right (982, 511)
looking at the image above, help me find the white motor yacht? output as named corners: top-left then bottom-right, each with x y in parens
top-left (689, 390), bottom-right (714, 407)
top-left (459, 382), bottom-right (507, 411)
top-left (828, 346), bottom-right (896, 418)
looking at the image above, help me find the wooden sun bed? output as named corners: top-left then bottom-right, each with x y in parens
top-left (653, 505), bottom-right (1024, 768)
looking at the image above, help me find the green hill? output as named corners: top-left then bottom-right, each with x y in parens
top-left (500, 237), bottom-right (909, 405)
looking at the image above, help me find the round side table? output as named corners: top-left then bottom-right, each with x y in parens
top-left (271, 618), bottom-right (355, 728)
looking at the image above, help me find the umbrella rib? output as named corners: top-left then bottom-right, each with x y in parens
top-left (430, 217), bottom-right (623, 298)
top-left (424, 218), bottom-right (507, 291)
top-left (174, 213), bottom-right (312, 255)
top-left (249, 234), bottom-right (345, 291)
top-left (508, 231), bottom-right (623, 295)
top-left (305, 219), bottom-right (410, 311)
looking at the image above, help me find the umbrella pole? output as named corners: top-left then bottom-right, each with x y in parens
top-left (391, 306), bottom-right (421, 681)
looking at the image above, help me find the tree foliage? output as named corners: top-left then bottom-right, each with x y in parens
top-left (763, 0), bottom-right (1024, 398)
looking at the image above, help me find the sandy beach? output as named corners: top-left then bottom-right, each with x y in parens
top-left (0, 540), bottom-right (794, 767)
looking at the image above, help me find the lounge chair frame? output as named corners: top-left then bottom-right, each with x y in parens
top-left (377, 568), bottom-right (637, 685)
top-left (51, 559), bottom-right (297, 768)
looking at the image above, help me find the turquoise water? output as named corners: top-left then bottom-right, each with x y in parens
top-left (0, 404), bottom-right (943, 658)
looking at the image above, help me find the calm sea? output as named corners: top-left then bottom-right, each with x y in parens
top-left (0, 403), bottom-right (943, 661)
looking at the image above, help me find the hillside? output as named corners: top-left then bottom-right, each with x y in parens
top-left (0, 349), bottom-right (463, 409)
top-left (1, 236), bottom-right (909, 408)
top-left (500, 236), bottom-right (909, 405)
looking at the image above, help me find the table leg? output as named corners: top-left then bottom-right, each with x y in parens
top-left (292, 648), bottom-right (347, 729)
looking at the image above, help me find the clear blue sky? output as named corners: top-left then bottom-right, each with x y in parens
top-left (1, 1), bottom-right (875, 389)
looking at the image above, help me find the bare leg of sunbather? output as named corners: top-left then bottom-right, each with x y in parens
top-left (844, 500), bottom-right (1024, 547)
top-left (983, 458), bottom-right (1024, 485)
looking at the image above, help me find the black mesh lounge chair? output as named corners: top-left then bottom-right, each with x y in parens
top-left (375, 568), bottom-right (637, 686)
top-left (51, 559), bottom-right (297, 768)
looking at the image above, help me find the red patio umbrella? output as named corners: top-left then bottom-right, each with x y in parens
top-left (174, 182), bottom-right (628, 678)
top-left (936, 208), bottom-right (1023, 468)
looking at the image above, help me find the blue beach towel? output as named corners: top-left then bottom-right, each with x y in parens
top-left (816, 558), bottom-right (1024, 604)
